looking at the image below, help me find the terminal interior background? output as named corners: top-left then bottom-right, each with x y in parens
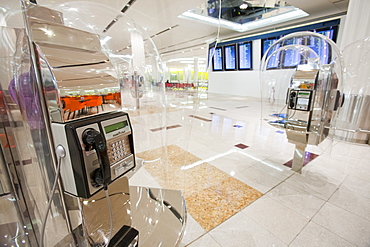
top-left (0, 0), bottom-right (370, 246)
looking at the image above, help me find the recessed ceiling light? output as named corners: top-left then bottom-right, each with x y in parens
top-left (179, 6), bottom-right (308, 32)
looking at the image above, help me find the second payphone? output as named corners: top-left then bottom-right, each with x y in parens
top-left (261, 32), bottom-right (344, 172)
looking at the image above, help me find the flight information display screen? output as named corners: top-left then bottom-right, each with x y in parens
top-left (310, 29), bottom-right (335, 64)
top-left (262, 39), bottom-right (280, 69)
top-left (238, 42), bottom-right (252, 70)
top-left (283, 37), bottom-right (303, 68)
top-left (224, 45), bottom-right (236, 70)
top-left (212, 47), bottom-right (223, 71)
top-left (262, 39), bottom-right (278, 56)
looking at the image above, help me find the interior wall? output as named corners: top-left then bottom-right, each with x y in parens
top-left (208, 20), bottom-right (346, 97)
top-left (208, 39), bottom-right (261, 97)
top-left (208, 70), bottom-right (260, 97)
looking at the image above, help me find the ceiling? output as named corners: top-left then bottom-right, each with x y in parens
top-left (124, 0), bottom-right (348, 62)
top-left (1, 0), bottom-right (349, 66)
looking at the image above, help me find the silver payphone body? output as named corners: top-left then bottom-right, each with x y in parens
top-left (267, 66), bottom-right (342, 172)
top-left (282, 67), bottom-right (341, 143)
top-left (52, 111), bottom-right (135, 198)
top-left (261, 32), bottom-right (344, 172)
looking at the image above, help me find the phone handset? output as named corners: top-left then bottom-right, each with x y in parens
top-left (289, 91), bottom-right (296, 109)
top-left (82, 128), bottom-right (111, 189)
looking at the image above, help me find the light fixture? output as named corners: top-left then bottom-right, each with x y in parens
top-left (179, 6), bottom-right (308, 33)
top-left (240, 4), bottom-right (249, 10)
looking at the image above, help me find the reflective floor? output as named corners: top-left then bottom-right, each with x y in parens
top-left (129, 90), bottom-right (370, 247)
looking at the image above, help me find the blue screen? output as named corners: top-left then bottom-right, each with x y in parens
top-left (318, 29), bottom-right (334, 40)
top-left (283, 37), bottom-right (303, 67)
top-left (238, 42), bottom-right (252, 70)
top-left (263, 39), bottom-right (280, 69)
top-left (307, 33), bottom-right (332, 65)
top-left (225, 45), bottom-right (236, 70)
top-left (213, 47), bottom-right (223, 71)
top-left (263, 39), bottom-right (278, 56)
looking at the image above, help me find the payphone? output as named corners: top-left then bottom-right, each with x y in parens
top-left (52, 111), bottom-right (135, 199)
top-left (15, 3), bottom-right (186, 246)
top-left (267, 65), bottom-right (343, 172)
top-left (261, 32), bottom-right (345, 172)
top-left (287, 89), bottom-right (314, 111)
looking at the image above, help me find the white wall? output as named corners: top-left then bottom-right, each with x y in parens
top-left (208, 39), bottom-right (262, 97)
top-left (208, 70), bottom-right (260, 97)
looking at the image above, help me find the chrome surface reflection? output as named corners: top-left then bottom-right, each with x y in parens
top-left (130, 186), bottom-right (187, 247)
top-left (24, 5), bottom-right (120, 122)
top-left (80, 176), bottom-right (132, 246)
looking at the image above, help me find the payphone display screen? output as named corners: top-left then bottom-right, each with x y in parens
top-left (104, 121), bottom-right (128, 134)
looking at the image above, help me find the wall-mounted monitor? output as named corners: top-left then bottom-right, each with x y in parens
top-left (212, 46), bottom-right (223, 71)
top-left (238, 42), bottom-right (252, 70)
top-left (208, 47), bottom-right (215, 69)
top-left (224, 44), bottom-right (237, 70)
top-left (318, 29), bottom-right (334, 40)
top-left (262, 38), bottom-right (280, 69)
top-left (283, 37), bottom-right (303, 68)
top-left (312, 28), bottom-right (337, 65)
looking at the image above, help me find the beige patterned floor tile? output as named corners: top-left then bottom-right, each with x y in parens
top-left (136, 145), bottom-right (263, 231)
top-left (185, 177), bottom-right (263, 231)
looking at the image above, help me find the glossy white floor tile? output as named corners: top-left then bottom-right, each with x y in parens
top-left (312, 202), bottom-right (370, 246)
top-left (349, 158), bottom-right (370, 182)
top-left (290, 221), bottom-right (355, 247)
top-left (128, 91), bottom-right (370, 247)
top-left (284, 170), bottom-right (342, 201)
top-left (330, 141), bottom-right (370, 159)
top-left (340, 175), bottom-right (370, 199)
top-left (267, 182), bottom-right (326, 219)
top-left (233, 166), bottom-right (283, 194)
top-left (242, 196), bottom-right (309, 244)
top-left (208, 212), bottom-right (287, 247)
top-left (251, 159), bottom-right (294, 181)
top-left (329, 188), bottom-right (370, 221)
top-left (308, 152), bottom-right (361, 175)
top-left (208, 150), bottom-right (259, 176)
top-left (186, 234), bottom-right (221, 247)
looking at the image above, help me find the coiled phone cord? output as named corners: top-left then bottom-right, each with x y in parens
top-left (39, 145), bottom-right (65, 247)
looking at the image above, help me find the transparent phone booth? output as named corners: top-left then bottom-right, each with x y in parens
top-left (13, 2), bottom-right (186, 246)
top-left (334, 37), bottom-right (370, 145)
top-left (261, 32), bottom-right (344, 173)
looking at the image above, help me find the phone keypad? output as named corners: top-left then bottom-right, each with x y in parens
top-left (107, 136), bottom-right (131, 164)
